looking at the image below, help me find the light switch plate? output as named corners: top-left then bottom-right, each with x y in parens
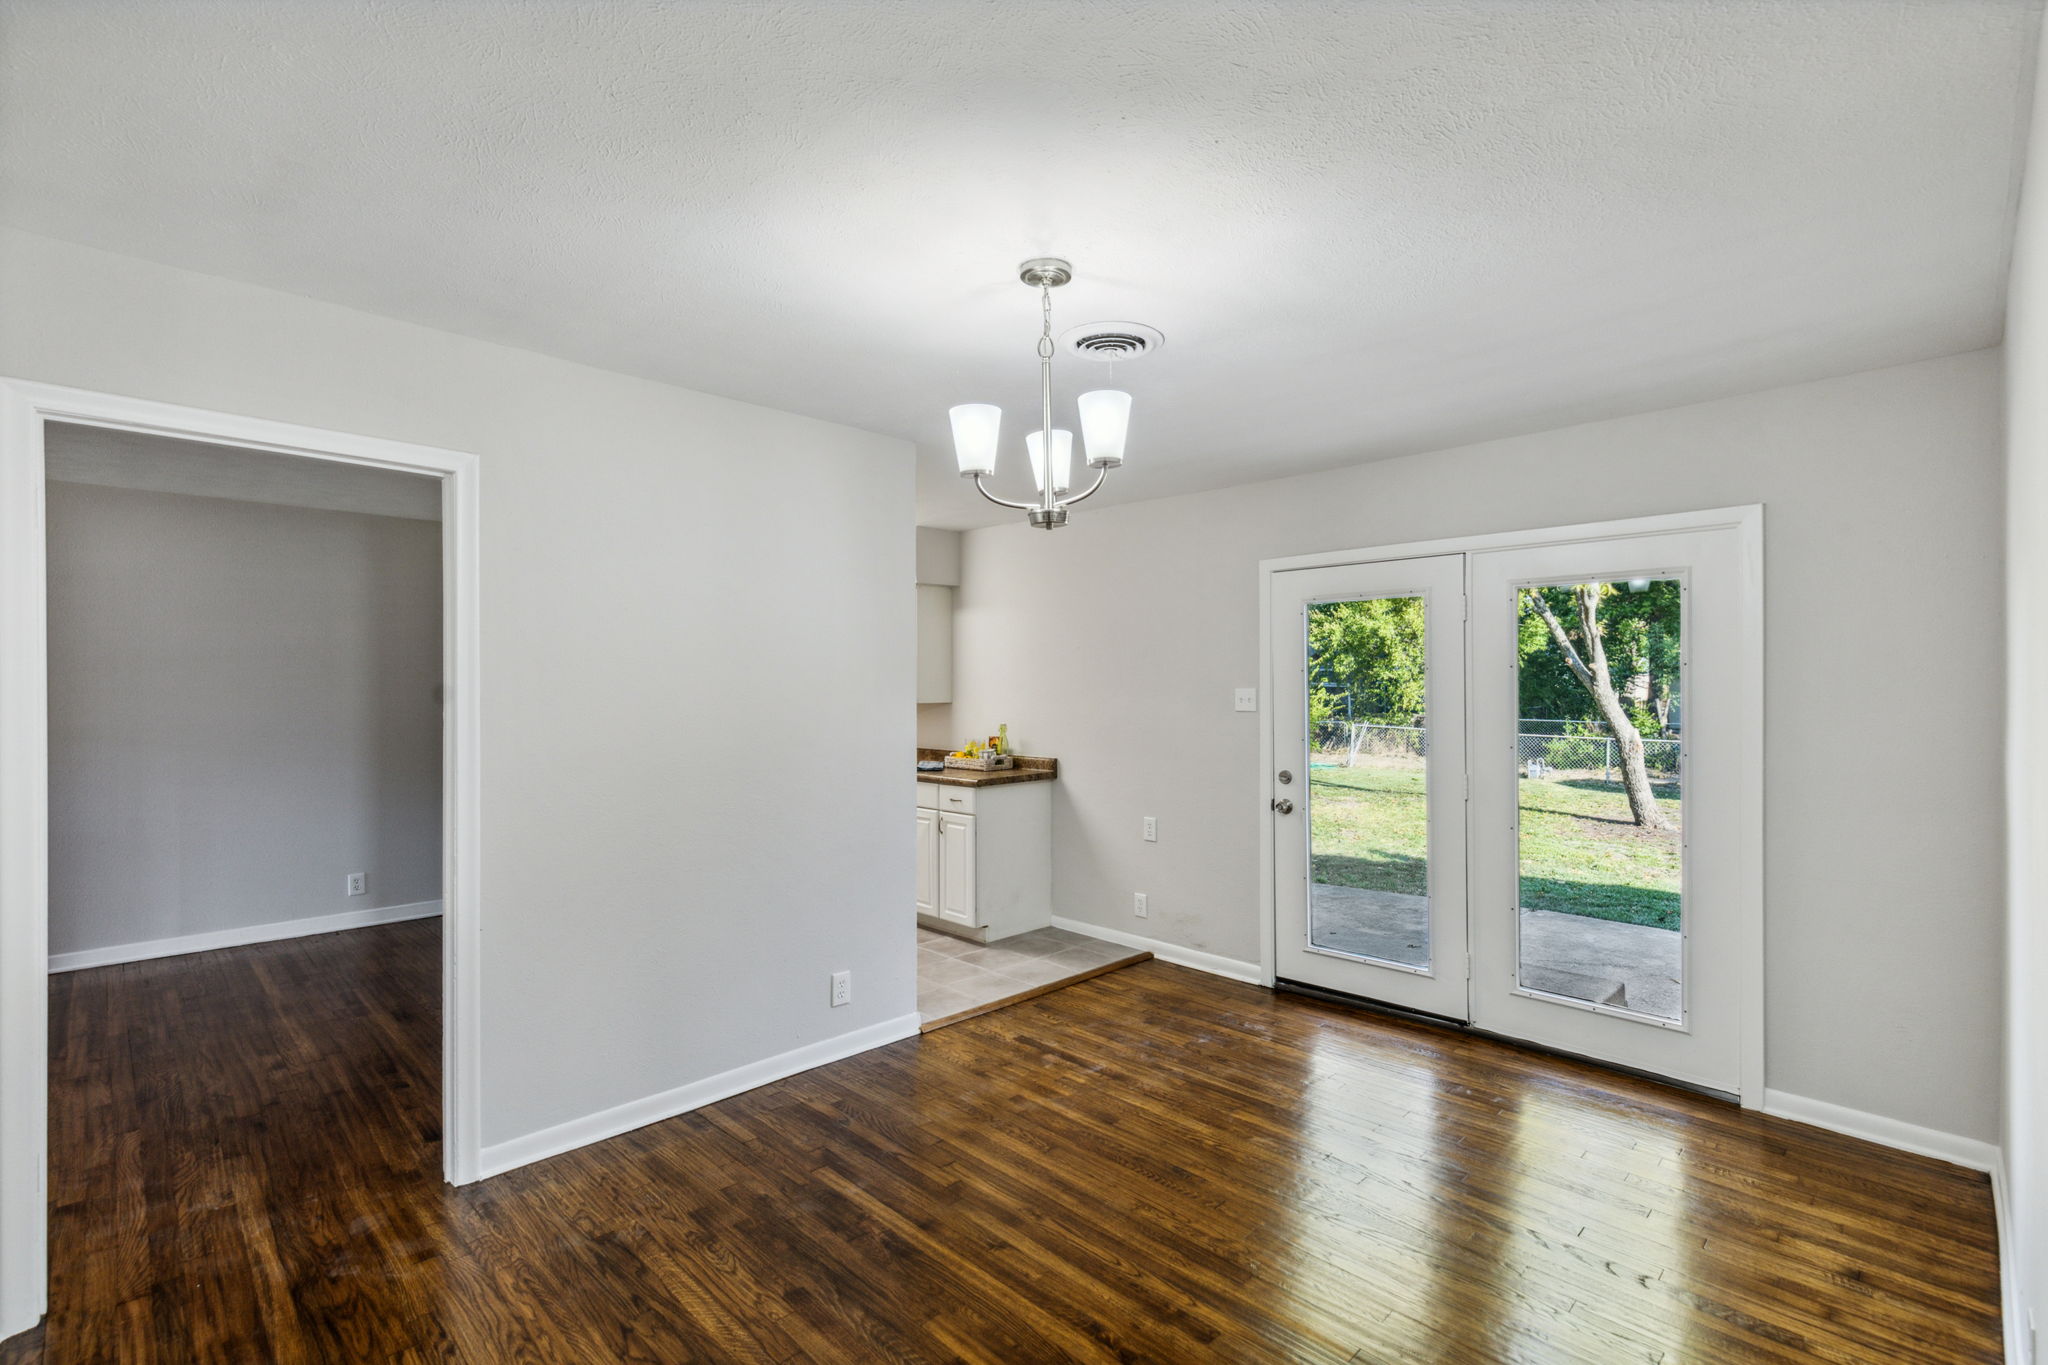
top-left (1234, 688), bottom-right (1258, 712)
top-left (1143, 816), bottom-right (1157, 842)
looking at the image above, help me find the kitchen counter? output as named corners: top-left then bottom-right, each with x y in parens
top-left (916, 749), bottom-right (1058, 788)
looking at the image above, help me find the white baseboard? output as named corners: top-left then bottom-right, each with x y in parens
top-left (1762, 1088), bottom-right (1999, 1173)
top-left (48, 899), bottom-right (444, 973)
top-left (478, 1011), bottom-right (923, 1178)
top-left (1051, 916), bottom-right (1264, 984)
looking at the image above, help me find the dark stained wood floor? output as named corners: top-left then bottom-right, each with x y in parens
top-left (1, 919), bottom-right (2002, 1364)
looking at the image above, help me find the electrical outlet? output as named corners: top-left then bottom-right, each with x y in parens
top-left (1143, 816), bottom-right (1157, 842)
top-left (830, 970), bottom-right (852, 1007)
top-left (345, 872), bottom-right (366, 897)
top-left (1234, 687), bottom-right (1258, 712)
top-left (1134, 892), bottom-right (1149, 918)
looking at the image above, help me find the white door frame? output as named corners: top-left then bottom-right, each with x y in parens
top-left (0, 379), bottom-right (485, 1340)
top-left (1256, 505), bottom-right (1764, 1107)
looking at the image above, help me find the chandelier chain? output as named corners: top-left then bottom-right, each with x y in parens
top-left (1038, 283), bottom-right (1054, 361)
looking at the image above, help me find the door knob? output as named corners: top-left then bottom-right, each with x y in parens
top-left (1271, 798), bottom-right (1295, 815)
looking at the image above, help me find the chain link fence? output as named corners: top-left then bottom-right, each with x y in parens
top-left (1312, 721), bottom-right (1679, 781)
top-left (1517, 731), bottom-right (1679, 779)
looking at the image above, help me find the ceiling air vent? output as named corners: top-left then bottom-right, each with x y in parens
top-left (1059, 321), bottom-right (1164, 362)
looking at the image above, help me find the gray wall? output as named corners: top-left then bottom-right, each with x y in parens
top-left (0, 227), bottom-right (916, 1152)
top-left (45, 479), bottom-right (442, 957)
top-left (949, 348), bottom-right (2003, 1143)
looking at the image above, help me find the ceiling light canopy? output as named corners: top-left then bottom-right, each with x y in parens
top-left (949, 258), bottom-right (1135, 530)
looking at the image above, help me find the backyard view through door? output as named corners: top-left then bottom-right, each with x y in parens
top-left (1509, 577), bottom-right (1683, 1022)
top-left (1273, 517), bottom-right (1754, 1096)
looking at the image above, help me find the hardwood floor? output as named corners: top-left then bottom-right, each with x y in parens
top-left (3, 920), bottom-right (2001, 1363)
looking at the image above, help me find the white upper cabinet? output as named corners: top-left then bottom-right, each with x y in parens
top-left (916, 583), bottom-right (953, 704)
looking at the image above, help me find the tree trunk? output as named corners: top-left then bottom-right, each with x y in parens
top-left (1527, 587), bottom-right (1672, 831)
top-left (1648, 670), bottom-right (1671, 735)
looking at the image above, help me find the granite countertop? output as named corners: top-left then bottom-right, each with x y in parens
top-left (916, 748), bottom-right (1058, 788)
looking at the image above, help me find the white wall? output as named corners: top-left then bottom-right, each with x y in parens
top-left (0, 228), bottom-right (915, 1151)
top-left (45, 479), bottom-right (442, 958)
top-left (2007, 13), bottom-right (2048, 1355)
top-left (951, 349), bottom-right (2004, 1143)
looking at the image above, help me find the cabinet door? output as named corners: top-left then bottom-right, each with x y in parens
top-left (915, 808), bottom-right (938, 918)
top-left (917, 584), bottom-right (954, 703)
top-left (937, 812), bottom-right (977, 926)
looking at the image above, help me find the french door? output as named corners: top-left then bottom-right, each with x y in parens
top-left (1269, 518), bottom-right (1758, 1097)
top-left (1270, 555), bottom-right (1468, 1018)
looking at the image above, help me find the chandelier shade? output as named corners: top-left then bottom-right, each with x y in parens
top-left (948, 403), bottom-right (1001, 476)
top-left (1077, 389), bottom-right (1131, 468)
top-left (1025, 428), bottom-right (1074, 494)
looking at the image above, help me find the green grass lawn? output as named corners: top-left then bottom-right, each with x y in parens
top-left (1307, 764), bottom-right (1682, 929)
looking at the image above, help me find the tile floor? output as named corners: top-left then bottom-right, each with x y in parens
top-left (916, 925), bottom-right (1147, 1025)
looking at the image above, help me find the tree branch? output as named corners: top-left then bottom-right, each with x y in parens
top-left (1574, 584), bottom-right (1612, 683)
top-left (1526, 590), bottom-right (1597, 690)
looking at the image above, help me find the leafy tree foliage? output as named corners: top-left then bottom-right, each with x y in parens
top-left (1521, 583), bottom-right (1673, 829)
top-left (1307, 582), bottom-right (1680, 741)
top-left (1308, 597), bottom-right (1426, 733)
top-left (1518, 581), bottom-right (1680, 735)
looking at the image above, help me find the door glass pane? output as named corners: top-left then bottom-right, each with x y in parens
top-left (1305, 595), bottom-right (1430, 969)
top-left (1514, 580), bottom-right (1682, 1021)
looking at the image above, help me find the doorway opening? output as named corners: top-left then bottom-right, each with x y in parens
top-left (0, 381), bottom-right (481, 1339)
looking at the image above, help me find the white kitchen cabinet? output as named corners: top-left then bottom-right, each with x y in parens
top-left (914, 807), bottom-right (938, 919)
top-left (915, 779), bottom-right (1051, 943)
top-left (935, 811), bottom-right (976, 926)
top-left (916, 584), bottom-right (953, 704)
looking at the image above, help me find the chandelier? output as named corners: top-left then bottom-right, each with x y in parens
top-left (948, 257), bottom-right (1132, 530)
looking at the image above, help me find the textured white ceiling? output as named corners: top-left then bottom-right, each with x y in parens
top-left (46, 424), bottom-right (443, 521)
top-left (2, 1), bottom-right (2039, 527)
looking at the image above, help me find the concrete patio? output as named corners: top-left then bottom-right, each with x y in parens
top-left (1309, 883), bottom-right (1682, 1020)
